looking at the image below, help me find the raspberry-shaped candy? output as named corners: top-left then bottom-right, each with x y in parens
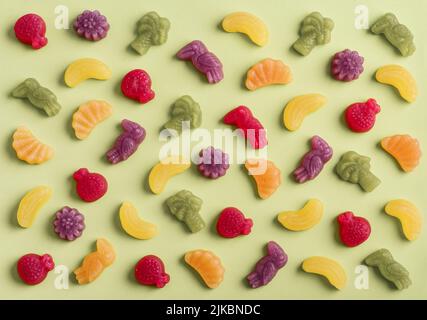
top-left (345, 98), bottom-right (381, 133)
top-left (134, 255), bottom-right (170, 288)
top-left (121, 69), bottom-right (155, 104)
top-left (73, 10), bottom-right (110, 41)
top-left (73, 168), bottom-right (108, 202)
top-left (337, 211), bottom-right (371, 247)
top-left (331, 49), bottom-right (364, 81)
top-left (197, 147), bottom-right (230, 179)
top-left (17, 253), bottom-right (54, 285)
top-left (216, 207), bottom-right (253, 238)
top-left (53, 206), bottom-right (85, 241)
top-left (14, 14), bottom-right (48, 49)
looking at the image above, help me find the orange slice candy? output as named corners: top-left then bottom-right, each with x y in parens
top-left (381, 135), bottom-right (421, 172)
top-left (245, 159), bottom-right (281, 199)
top-left (245, 58), bottom-right (292, 91)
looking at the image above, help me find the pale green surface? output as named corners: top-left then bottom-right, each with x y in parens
top-left (0, 0), bottom-right (426, 300)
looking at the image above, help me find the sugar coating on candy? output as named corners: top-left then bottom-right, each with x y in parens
top-left (73, 10), bottom-right (109, 41)
top-left (131, 12), bottom-right (170, 55)
top-left (164, 95), bottom-right (202, 134)
top-left (73, 168), bottom-right (108, 202)
top-left (134, 255), bottom-right (170, 288)
top-left (121, 69), bottom-right (155, 104)
top-left (177, 40), bottom-right (224, 84)
top-left (53, 206), bottom-right (85, 241)
top-left (337, 211), bottom-right (371, 247)
top-left (17, 253), bottom-right (54, 285)
top-left (197, 147), bottom-right (230, 179)
top-left (345, 99), bottom-right (381, 133)
top-left (216, 207), bottom-right (253, 238)
top-left (331, 49), bottom-right (364, 81)
top-left (14, 14), bottom-right (47, 49)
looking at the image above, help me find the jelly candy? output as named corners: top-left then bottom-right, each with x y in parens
top-left (12, 78), bottom-right (61, 117)
top-left (221, 12), bottom-right (268, 46)
top-left (164, 95), bottom-right (202, 134)
top-left (371, 13), bottom-right (415, 57)
top-left (283, 94), bottom-right (327, 131)
top-left (364, 248), bottom-right (411, 290)
top-left (277, 199), bottom-right (323, 231)
top-left (197, 147), bottom-right (230, 179)
top-left (119, 201), bottom-right (158, 240)
top-left (245, 159), bottom-right (281, 199)
top-left (165, 190), bottom-right (205, 233)
top-left (135, 255), bottom-right (170, 288)
top-left (53, 206), bottom-right (85, 241)
top-left (148, 156), bottom-right (190, 194)
top-left (12, 126), bottom-right (54, 164)
top-left (17, 186), bottom-right (52, 228)
top-left (177, 40), bottom-right (223, 84)
top-left (184, 250), bottom-right (224, 288)
top-left (223, 106), bottom-right (267, 149)
top-left (385, 199), bottom-right (422, 241)
top-left (72, 100), bottom-right (112, 140)
top-left (380, 135), bottom-right (421, 172)
top-left (64, 58), bottom-right (112, 88)
top-left (121, 69), bottom-right (155, 104)
top-left (73, 10), bottom-right (109, 41)
top-left (73, 168), bottom-right (108, 202)
top-left (335, 151), bottom-right (381, 192)
top-left (293, 136), bottom-right (333, 183)
top-left (14, 14), bottom-right (47, 49)
top-left (247, 241), bottom-right (287, 288)
top-left (292, 12), bottom-right (334, 56)
top-left (331, 49), bottom-right (364, 81)
top-left (337, 211), bottom-right (371, 247)
top-left (216, 207), bottom-right (253, 238)
top-left (17, 253), bottom-right (54, 285)
top-left (302, 256), bottom-right (346, 289)
top-left (131, 12), bottom-right (170, 55)
top-left (345, 99), bottom-right (381, 133)
top-left (245, 58), bottom-right (292, 91)
top-left (74, 239), bottom-right (115, 284)
top-left (106, 119), bottom-right (146, 164)
top-left (375, 65), bottom-right (417, 103)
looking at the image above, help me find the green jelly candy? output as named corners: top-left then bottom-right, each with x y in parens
top-left (364, 248), bottom-right (411, 290)
top-left (292, 12), bottom-right (334, 56)
top-left (131, 11), bottom-right (170, 55)
top-left (12, 78), bottom-right (61, 117)
top-left (165, 190), bottom-right (205, 233)
top-left (371, 13), bottom-right (415, 57)
top-left (164, 95), bottom-right (202, 134)
top-left (335, 151), bottom-right (381, 192)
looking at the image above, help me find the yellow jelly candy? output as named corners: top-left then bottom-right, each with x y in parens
top-left (119, 201), bottom-right (158, 240)
top-left (302, 256), bottom-right (347, 290)
top-left (184, 249), bottom-right (225, 288)
top-left (17, 186), bottom-right (52, 228)
top-left (283, 94), bottom-right (327, 131)
top-left (148, 156), bottom-right (191, 194)
top-left (375, 65), bottom-right (417, 103)
top-left (72, 100), bottom-right (112, 140)
top-left (277, 199), bottom-right (323, 231)
top-left (222, 12), bottom-right (268, 46)
top-left (385, 199), bottom-right (422, 241)
top-left (64, 58), bottom-right (112, 88)
top-left (12, 126), bottom-right (54, 164)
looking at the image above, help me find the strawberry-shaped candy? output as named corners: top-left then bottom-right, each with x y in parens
top-left (17, 253), bottom-right (54, 285)
top-left (216, 207), bottom-right (253, 238)
top-left (14, 14), bottom-right (48, 49)
top-left (121, 69), bottom-right (155, 104)
top-left (337, 211), bottom-right (371, 247)
top-left (344, 99), bottom-right (381, 133)
top-left (134, 255), bottom-right (170, 288)
top-left (73, 168), bottom-right (108, 202)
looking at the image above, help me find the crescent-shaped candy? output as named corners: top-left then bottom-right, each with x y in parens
top-left (222, 12), bottom-right (268, 46)
top-left (64, 58), bottom-right (112, 88)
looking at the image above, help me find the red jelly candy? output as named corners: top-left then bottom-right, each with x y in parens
top-left (216, 207), bottom-right (253, 238)
top-left (134, 255), bottom-right (170, 288)
top-left (121, 69), bottom-right (155, 104)
top-left (344, 98), bottom-right (381, 133)
top-left (14, 14), bottom-right (48, 49)
top-left (337, 211), bottom-right (371, 247)
top-left (73, 168), bottom-right (108, 202)
top-left (17, 253), bottom-right (54, 285)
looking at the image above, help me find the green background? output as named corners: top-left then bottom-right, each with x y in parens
top-left (0, 0), bottom-right (426, 300)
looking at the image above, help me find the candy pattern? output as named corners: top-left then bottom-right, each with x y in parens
top-left (121, 69), bottom-right (155, 104)
top-left (283, 94), bottom-right (327, 131)
top-left (337, 211), bottom-right (371, 247)
top-left (148, 156), bottom-right (190, 194)
top-left (375, 65), bottom-right (417, 103)
top-left (73, 10), bottom-right (110, 41)
top-left (135, 255), bottom-right (170, 288)
top-left (14, 14), bottom-right (47, 49)
top-left (17, 186), bottom-right (52, 228)
top-left (384, 199), bottom-right (422, 241)
top-left (72, 100), bottom-right (112, 140)
top-left (245, 58), bottom-right (292, 91)
top-left (53, 207), bottom-right (85, 241)
top-left (331, 49), bottom-right (364, 82)
top-left (302, 256), bottom-right (347, 289)
top-left (277, 199), bottom-right (323, 231)
top-left (12, 126), bottom-right (54, 164)
top-left (164, 95), bottom-right (202, 134)
top-left (245, 159), bottom-right (281, 199)
top-left (73, 168), bottom-right (108, 202)
top-left (380, 135), bottom-right (421, 172)
top-left (119, 201), bottom-right (158, 240)
top-left (184, 249), bottom-right (224, 288)
top-left (222, 12), bottom-right (268, 46)
top-left (197, 147), bottom-right (230, 179)
top-left (344, 99), bottom-right (381, 133)
top-left (64, 58), bottom-right (112, 88)
top-left (17, 253), bottom-right (54, 285)
top-left (216, 207), bottom-right (253, 238)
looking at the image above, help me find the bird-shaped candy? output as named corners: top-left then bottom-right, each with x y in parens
top-left (294, 135), bottom-right (333, 183)
top-left (247, 241), bottom-right (288, 288)
top-left (12, 78), bottom-right (61, 117)
top-left (176, 40), bottom-right (224, 84)
top-left (106, 119), bottom-right (146, 164)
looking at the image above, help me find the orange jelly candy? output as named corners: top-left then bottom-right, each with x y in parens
top-left (245, 159), bottom-right (281, 199)
top-left (381, 134), bottom-right (421, 172)
top-left (184, 249), bottom-right (225, 289)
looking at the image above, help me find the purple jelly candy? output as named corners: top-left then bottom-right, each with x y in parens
top-left (53, 206), bottom-right (85, 241)
top-left (331, 49), bottom-right (364, 81)
top-left (247, 241), bottom-right (288, 288)
top-left (73, 10), bottom-right (110, 41)
top-left (197, 147), bottom-right (230, 179)
top-left (294, 136), bottom-right (333, 183)
top-left (176, 40), bottom-right (224, 84)
top-left (106, 119), bottom-right (146, 164)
